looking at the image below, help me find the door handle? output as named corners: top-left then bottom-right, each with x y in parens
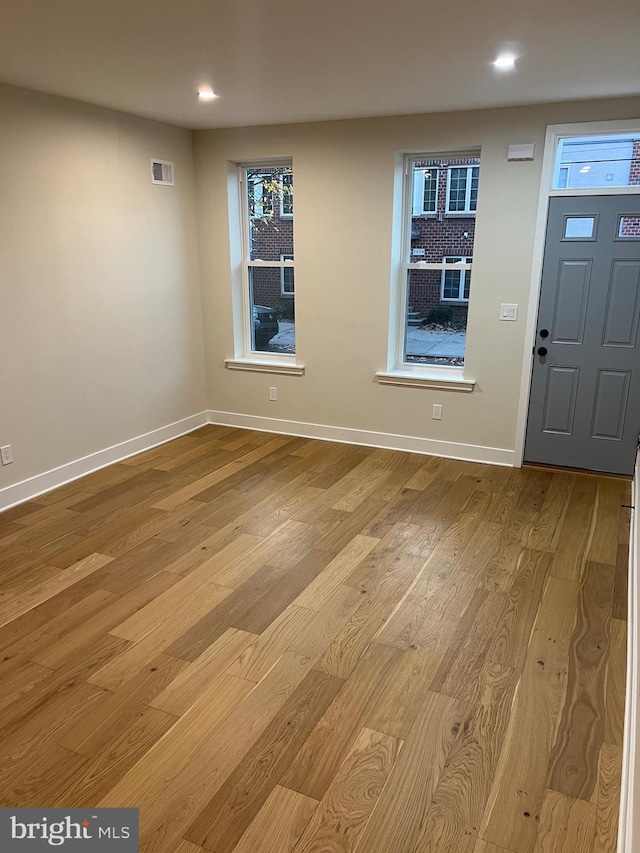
top-left (537, 347), bottom-right (548, 357)
top-left (539, 329), bottom-right (549, 339)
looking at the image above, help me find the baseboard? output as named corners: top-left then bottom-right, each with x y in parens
top-left (206, 410), bottom-right (515, 467)
top-left (618, 453), bottom-right (638, 853)
top-left (0, 411), bottom-right (209, 513)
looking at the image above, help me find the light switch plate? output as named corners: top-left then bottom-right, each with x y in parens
top-left (500, 303), bottom-right (518, 321)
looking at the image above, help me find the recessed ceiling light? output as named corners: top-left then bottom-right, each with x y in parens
top-left (493, 55), bottom-right (516, 69)
top-left (197, 88), bottom-right (218, 101)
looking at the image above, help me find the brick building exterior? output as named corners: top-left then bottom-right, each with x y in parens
top-left (248, 167), bottom-right (294, 314)
top-left (407, 156), bottom-right (478, 323)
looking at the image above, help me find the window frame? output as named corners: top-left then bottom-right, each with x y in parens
top-left (375, 152), bottom-right (478, 392)
top-left (224, 159), bottom-right (304, 375)
top-left (446, 165), bottom-right (479, 215)
top-left (440, 256), bottom-right (472, 302)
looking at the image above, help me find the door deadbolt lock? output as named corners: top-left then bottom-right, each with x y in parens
top-left (539, 329), bottom-right (549, 338)
top-left (537, 346), bottom-right (548, 357)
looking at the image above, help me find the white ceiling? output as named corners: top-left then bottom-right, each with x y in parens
top-left (1, 0), bottom-right (639, 130)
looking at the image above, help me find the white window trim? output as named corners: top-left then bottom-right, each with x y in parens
top-left (446, 165), bottom-right (479, 215)
top-left (412, 166), bottom-right (438, 215)
top-left (440, 256), bottom-right (471, 302)
top-left (229, 161), bottom-right (303, 374)
top-left (379, 152), bottom-right (478, 391)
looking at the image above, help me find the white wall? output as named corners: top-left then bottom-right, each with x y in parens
top-left (0, 83), bottom-right (207, 497)
top-left (194, 96), bottom-right (640, 462)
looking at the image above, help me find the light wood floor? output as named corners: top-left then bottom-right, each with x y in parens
top-left (0, 426), bottom-right (629, 853)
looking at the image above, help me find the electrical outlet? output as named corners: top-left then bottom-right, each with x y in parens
top-left (1, 445), bottom-right (13, 465)
top-left (268, 387), bottom-right (277, 402)
top-left (432, 404), bottom-right (443, 420)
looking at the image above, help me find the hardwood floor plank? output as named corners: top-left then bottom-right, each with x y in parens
top-left (0, 552), bottom-right (114, 628)
top-left (365, 610), bottom-right (460, 739)
top-left (230, 785), bottom-right (318, 853)
top-left (89, 582), bottom-right (232, 691)
top-left (282, 642), bottom-right (403, 800)
top-left (60, 653), bottom-right (187, 758)
top-left (488, 549), bottom-right (551, 671)
top-left (547, 561), bottom-right (614, 800)
top-left (532, 789), bottom-right (596, 852)
top-left (604, 618), bottom-right (626, 747)
top-left (549, 477), bottom-right (598, 582)
top-left (592, 743), bottom-right (622, 853)
top-left (293, 727), bottom-right (402, 853)
top-left (100, 673), bottom-right (254, 812)
top-left (352, 691), bottom-right (465, 853)
top-left (293, 534), bottom-right (380, 611)
top-left (150, 628), bottom-right (257, 715)
top-left (587, 480), bottom-right (624, 567)
top-left (480, 576), bottom-right (580, 853)
top-left (612, 543), bottom-right (628, 621)
top-left (31, 571), bottom-right (180, 669)
top-left (415, 663), bottom-right (518, 852)
top-left (184, 669), bottom-right (343, 853)
top-left (225, 605), bottom-right (316, 684)
top-left (54, 706), bottom-right (177, 807)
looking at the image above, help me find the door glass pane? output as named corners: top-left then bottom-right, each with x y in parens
top-left (618, 215), bottom-right (640, 238)
top-left (564, 216), bottom-right (595, 239)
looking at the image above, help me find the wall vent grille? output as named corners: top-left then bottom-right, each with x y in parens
top-left (151, 159), bottom-right (175, 186)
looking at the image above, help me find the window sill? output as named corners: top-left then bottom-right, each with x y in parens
top-left (225, 357), bottom-right (305, 376)
top-left (375, 369), bottom-right (475, 392)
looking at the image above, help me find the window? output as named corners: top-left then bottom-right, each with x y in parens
top-left (447, 166), bottom-right (479, 214)
top-left (412, 167), bottom-right (438, 214)
top-left (441, 257), bottom-right (472, 301)
top-left (387, 152), bottom-right (480, 374)
top-left (280, 253), bottom-right (294, 294)
top-left (553, 134), bottom-right (640, 190)
top-left (242, 163), bottom-right (295, 354)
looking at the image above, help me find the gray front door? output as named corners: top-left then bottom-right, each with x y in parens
top-left (524, 195), bottom-right (640, 475)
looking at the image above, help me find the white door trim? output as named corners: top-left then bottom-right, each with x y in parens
top-left (513, 118), bottom-right (640, 467)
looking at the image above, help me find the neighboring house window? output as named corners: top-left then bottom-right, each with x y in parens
top-left (242, 162), bottom-right (295, 354)
top-left (281, 253), bottom-right (294, 295)
top-left (412, 167), bottom-right (438, 214)
top-left (280, 172), bottom-right (293, 216)
top-left (447, 166), bottom-right (479, 214)
top-left (441, 257), bottom-right (472, 301)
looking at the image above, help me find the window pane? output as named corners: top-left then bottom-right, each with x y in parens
top-left (404, 271), bottom-right (466, 366)
top-left (246, 165), bottom-right (294, 261)
top-left (245, 163), bottom-right (295, 354)
top-left (564, 216), bottom-right (595, 239)
top-left (404, 154), bottom-right (478, 368)
top-left (618, 215), bottom-right (640, 238)
top-left (555, 134), bottom-right (640, 189)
